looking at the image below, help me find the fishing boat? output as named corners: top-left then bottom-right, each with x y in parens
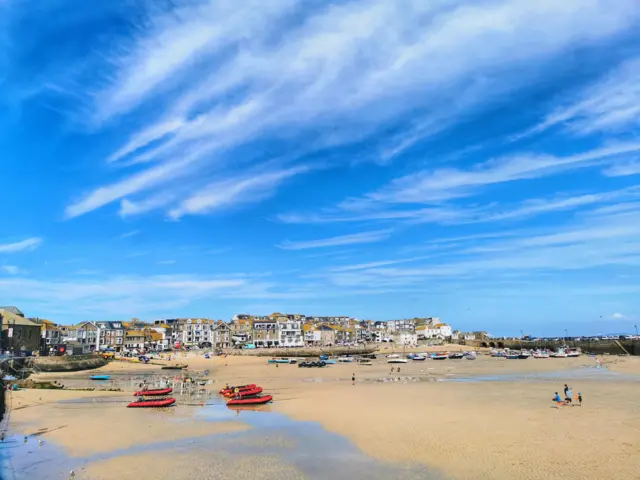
top-left (551, 350), bottom-right (568, 358)
top-left (566, 350), bottom-right (581, 358)
top-left (267, 358), bottom-right (290, 364)
top-left (448, 352), bottom-right (464, 359)
top-left (224, 386), bottom-right (263, 398)
top-left (322, 359), bottom-right (337, 364)
top-left (432, 353), bottom-right (448, 360)
top-left (386, 354), bottom-right (400, 359)
top-left (505, 352), bottom-right (519, 359)
top-left (219, 384), bottom-right (256, 395)
top-left (387, 358), bottom-right (408, 364)
top-left (226, 395), bottom-right (273, 406)
top-left (532, 351), bottom-right (549, 359)
top-left (412, 354), bottom-right (427, 361)
top-left (134, 387), bottom-right (173, 397)
top-left (90, 375), bottom-right (110, 380)
top-left (338, 356), bottom-right (354, 363)
top-left (464, 351), bottom-right (477, 360)
top-left (127, 397), bottom-right (176, 408)
top-left (161, 364), bottom-right (188, 370)
top-left (518, 351), bottom-right (531, 359)
top-left (358, 359), bottom-right (373, 366)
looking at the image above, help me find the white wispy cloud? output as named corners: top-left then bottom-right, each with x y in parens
top-left (342, 142), bottom-right (640, 209)
top-left (118, 230), bottom-right (140, 239)
top-left (157, 260), bottom-right (176, 265)
top-left (168, 166), bottom-right (311, 220)
top-left (52, 0), bottom-right (639, 219)
top-left (1, 265), bottom-right (22, 275)
top-left (610, 312), bottom-right (625, 319)
top-left (602, 160), bottom-right (640, 177)
top-left (514, 57), bottom-right (640, 140)
top-left (278, 229), bottom-right (392, 250)
top-left (0, 237), bottom-right (42, 253)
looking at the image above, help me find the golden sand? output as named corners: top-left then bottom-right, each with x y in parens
top-left (10, 351), bottom-right (640, 479)
top-left (80, 451), bottom-right (305, 480)
top-left (9, 389), bottom-right (248, 456)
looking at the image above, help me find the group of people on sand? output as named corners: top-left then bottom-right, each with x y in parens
top-left (553, 384), bottom-right (582, 407)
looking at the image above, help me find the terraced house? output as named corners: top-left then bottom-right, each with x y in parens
top-left (95, 321), bottom-right (125, 351)
top-left (173, 318), bottom-right (215, 348)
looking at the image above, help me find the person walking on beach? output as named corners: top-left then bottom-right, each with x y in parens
top-left (578, 392), bottom-right (583, 406)
top-left (565, 386), bottom-right (573, 404)
top-left (563, 384), bottom-right (569, 397)
top-left (352, 373), bottom-right (355, 385)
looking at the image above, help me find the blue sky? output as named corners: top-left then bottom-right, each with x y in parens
top-left (1, 0), bottom-right (640, 335)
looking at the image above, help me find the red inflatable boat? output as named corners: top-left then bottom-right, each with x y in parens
top-left (127, 397), bottom-right (176, 408)
top-left (219, 384), bottom-right (256, 395)
top-left (224, 386), bottom-right (263, 398)
top-left (226, 395), bottom-right (273, 406)
top-left (133, 387), bottom-right (173, 396)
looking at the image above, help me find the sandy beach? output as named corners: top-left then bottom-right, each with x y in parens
top-left (3, 349), bottom-right (640, 479)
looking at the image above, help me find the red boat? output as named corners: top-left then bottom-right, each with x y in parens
top-left (127, 397), bottom-right (176, 408)
top-left (224, 386), bottom-right (263, 398)
top-left (219, 384), bottom-right (256, 395)
top-left (226, 395), bottom-right (273, 406)
top-left (133, 387), bottom-right (173, 397)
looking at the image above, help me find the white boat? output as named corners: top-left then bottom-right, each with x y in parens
top-left (386, 354), bottom-right (400, 359)
top-left (566, 351), bottom-right (581, 358)
top-left (387, 358), bottom-right (408, 364)
top-left (551, 351), bottom-right (568, 358)
top-left (532, 351), bottom-right (549, 359)
top-left (338, 356), bottom-right (354, 363)
top-left (464, 351), bottom-right (477, 360)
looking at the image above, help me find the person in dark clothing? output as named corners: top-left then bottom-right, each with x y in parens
top-left (578, 392), bottom-right (583, 406)
top-left (352, 373), bottom-right (355, 385)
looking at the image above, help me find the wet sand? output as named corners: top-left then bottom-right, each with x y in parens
top-left (4, 351), bottom-right (640, 479)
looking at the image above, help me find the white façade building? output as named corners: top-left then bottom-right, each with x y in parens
top-left (278, 318), bottom-right (304, 348)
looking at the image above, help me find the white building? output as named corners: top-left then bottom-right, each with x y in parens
top-left (173, 318), bottom-right (215, 347)
top-left (386, 319), bottom-right (416, 333)
top-left (278, 318), bottom-right (304, 347)
top-left (418, 323), bottom-right (452, 339)
top-left (394, 331), bottom-right (418, 346)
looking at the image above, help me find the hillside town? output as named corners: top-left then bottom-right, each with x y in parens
top-left (0, 306), bottom-right (490, 356)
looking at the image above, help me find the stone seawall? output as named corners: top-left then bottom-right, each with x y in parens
top-left (33, 355), bottom-right (108, 372)
top-left (464, 339), bottom-right (638, 355)
top-left (228, 346), bottom-right (378, 358)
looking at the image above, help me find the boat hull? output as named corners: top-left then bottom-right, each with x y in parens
top-left (219, 384), bottom-right (255, 395)
top-left (387, 359), bottom-right (408, 364)
top-left (90, 375), bottom-right (110, 380)
top-left (227, 395), bottom-right (273, 406)
top-left (224, 386), bottom-right (263, 398)
top-left (134, 387), bottom-right (173, 396)
top-left (127, 398), bottom-right (176, 408)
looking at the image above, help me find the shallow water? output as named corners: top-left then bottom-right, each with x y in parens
top-left (0, 395), bottom-right (441, 480)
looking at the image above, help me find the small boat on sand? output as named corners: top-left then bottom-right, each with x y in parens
top-left (161, 364), bottom-right (188, 370)
top-left (387, 358), bottom-right (408, 364)
top-left (432, 353), bottom-right (448, 360)
top-left (219, 384), bottom-right (256, 395)
top-left (518, 351), bottom-right (531, 359)
top-left (464, 351), bottom-right (477, 360)
top-left (227, 395), bottom-right (273, 406)
top-left (127, 397), bottom-right (176, 408)
top-left (224, 386), bottom-right (263, 398)
top-left (412, 355), bottom-right (427, 361)
top-left (448, 353), bottom-right (464, 359)
top-left (358, 359), bottom-right (373, 366)
top-left (90, 375), bottom-right (110, 380)
top-left (134, 387), bottom-right (173, 397)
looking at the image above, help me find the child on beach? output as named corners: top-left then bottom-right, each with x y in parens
top-left (352, 373), bottom-right (355, 385)
top-left (578, 392), bottom-right (582, 406)
top-left (553, 392), bottom-right (563, 406)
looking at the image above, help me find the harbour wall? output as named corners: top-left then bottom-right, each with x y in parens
top-left (464, 339), bottom-right (639, 356)
top-left (228, 346), bottom-right (378, 358)
top-left (32, 354), bottom-right (108, 372)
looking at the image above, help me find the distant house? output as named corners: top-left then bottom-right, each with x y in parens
top-left (0, 306), bottom-right (24, 317)
top-left (124, 330), bottom-right (145, 351)
top-left (0, 309), bottom-right (41, 355)
top-left (95, 321), bottom-right (126, 351)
